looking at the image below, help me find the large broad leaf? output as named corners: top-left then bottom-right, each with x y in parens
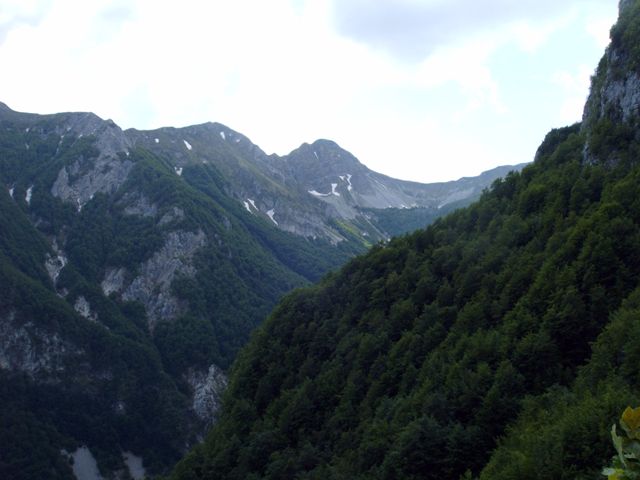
top-left (622, 407), bottom-right (640, 439)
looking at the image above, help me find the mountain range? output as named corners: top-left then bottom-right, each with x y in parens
top-left (166, 1), bottom-right (640, 479)
top-left (0, 96), bottom-right (521, 479)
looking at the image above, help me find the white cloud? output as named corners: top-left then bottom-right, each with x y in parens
top-left (585, 16), bottom-right (615, 49)
top-left (329, 0), bottom-right (606, 60)
top-left (552, 65), bottom-right (594, 125)
top-left (0, 0), bottom-right (620, 183)
top-left (0, 0), bottom-right (52, 43)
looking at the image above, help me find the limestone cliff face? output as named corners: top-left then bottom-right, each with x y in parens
top-left (185, 364), bottom-right (229, 427)
top-left (104, 230), bottom-right (208, 329)
top-left (51, 115), bottom-right (133, 211)
top-left (0, 311), bottom-right (84, 378)
top-left (582, 0), bottom-right (640, 163)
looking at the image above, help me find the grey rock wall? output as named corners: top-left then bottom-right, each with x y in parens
top-left (51, 118), bottom-right (133, 210)
top-left (185, 364), bottom-right (228, 426)
top-left (0, 313), bottom-right (81, 378)
top-left (121, 230), bottom-right (207, 328)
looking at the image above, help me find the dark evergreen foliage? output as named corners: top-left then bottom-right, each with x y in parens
top-left (169, 110), bottom-right (640, 479)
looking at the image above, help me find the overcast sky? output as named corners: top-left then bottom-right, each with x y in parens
top-left (0, 0), bottom-right (619, 182)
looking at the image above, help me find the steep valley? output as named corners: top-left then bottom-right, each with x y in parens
top-left (0, 99), bottom-right (518, 478)
top-left (167, 1), bottom-right (640, 479)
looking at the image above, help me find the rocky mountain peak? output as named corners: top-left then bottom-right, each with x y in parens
top-left (283, 139), bottom-right (368, 189)
top-left (0, 102), bottom-right (38, 124)
top-left (49, 112), bottom-right (133, 210)
top-left (293, 139), bottom-right (364, 167)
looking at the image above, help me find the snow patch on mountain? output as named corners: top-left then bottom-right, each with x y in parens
top-left (123, 452), bottom-right (146, 480)
top-left (64, 447), bottom-right (102, 480)
top-left (266, 209), bottom-right (278, 225)
top-left (308, 190), bottom-right (330, 197)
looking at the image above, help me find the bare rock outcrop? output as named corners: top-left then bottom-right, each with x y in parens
top-left (582, 0), bottom-right (640, 165)
top-left (185, 363), bottom-right (228, 425)
top-left (121, 193), bottom-right (158, 218)
top-left (74, 296), bottom-right (98, 322)
top-left (121, 230), bottom-right (207, 328)
top-left (0, 312), bottom-right (82, 378)
top-left (101, 267), bottom-right (127, 296)
top-left (51, 116), bottom-right (133, 211)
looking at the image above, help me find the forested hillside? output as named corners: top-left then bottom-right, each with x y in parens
top-left (169, 2), bottom-right (640, 479)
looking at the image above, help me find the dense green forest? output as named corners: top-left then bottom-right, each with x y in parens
top-left (170, 123), bottom-right (640, 479)
top-left (168, 2), bottom-right (640, 478)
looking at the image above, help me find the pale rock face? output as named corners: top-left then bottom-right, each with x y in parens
top-left (603, 71), bottom-right (640, 123)
top-left (52, 157), bottom-right (133, 211)
top-left (74, 296), bottom-right (98, 322)
top-left (122, 452), bottom-right (146, 480)
top-left (101, 228), bottom-right (205, 328)
top-left (0, 314), bottom-right (81, 377)
top-left (158, 206), bottom-right (185, 226)
top-left (63, 446), bottom-right (102, 480)
top-left (121, 193), bottom-right (158, 218)
top-left (121, 230), bottom-right (207, 328)
top-left (585, 56), bottom-right (640, 126)
top-left (582, 3), bottom-right (640, 164)
top-left (51, 117), bottom-right (133, 211)
top-left (185, 363), bottom-right (228, 425)
top-left (101, 267), bottom-right (127, 296)
top-left (45, 252), bottom-right (67, 285)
